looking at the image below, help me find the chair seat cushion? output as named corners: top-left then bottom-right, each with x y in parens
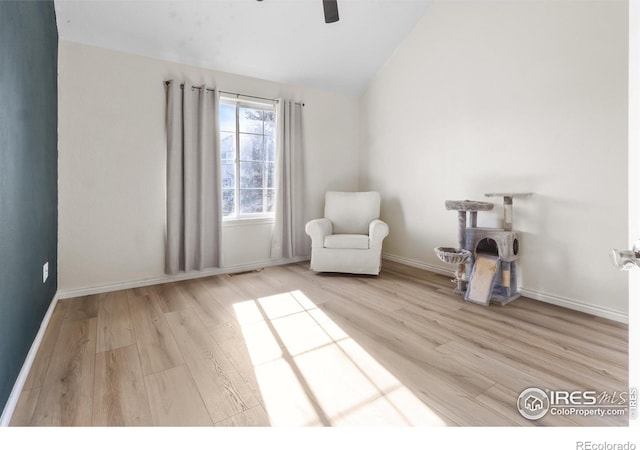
top-left (324, 234), bottom-right (369, 250)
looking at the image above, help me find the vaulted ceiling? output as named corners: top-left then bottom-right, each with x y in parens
top-left (54, 0), bottom-right (431, 94)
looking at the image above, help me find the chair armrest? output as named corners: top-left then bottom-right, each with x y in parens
top-left (305, 218), bottom-right (333, 248)
top-left (369, 219), bottom-right (389, 250)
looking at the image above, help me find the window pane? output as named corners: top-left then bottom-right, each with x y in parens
top-left (219, 102), bottom-right (276, 218)
top-left (264, 110), bottom-right (275, 136)
top-left (266, 189), bottom-right (275, 213)
top-left (222, 189), bottom-right (235, 216)
top-left (220, 103), bottom-right (236, 133)
top-left (240, 189), bottom-right (265, 214)
top-left (239, 107), bottom-right (263, 134)
top-left (265, 136), bottom-right (275, 162)
top-left (239, 133), bottom-right (264, 161)
top-left (266, 162), bottom-right (275, 188)
top-left (221, 163), bottom-right (235, 188)
top-left (220, 132), bottom-right (236, 161)
top-left (240, 161), bottom-right (264, 188)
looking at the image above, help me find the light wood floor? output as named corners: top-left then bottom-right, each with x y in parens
top-left (10, 261), bottom-right (628, 426)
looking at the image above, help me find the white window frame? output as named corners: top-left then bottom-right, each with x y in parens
top-left (220, 96), bottom-right (276, 222)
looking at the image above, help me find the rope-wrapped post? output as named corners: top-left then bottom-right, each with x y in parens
top-left (484, 192), bottom-right (533, 231)
top-left (503, 196), bottom-right (513, 231)
top-left (457, 211), bottom-right (467, 250)
top-left (456, 211), bottom-right (467, 293)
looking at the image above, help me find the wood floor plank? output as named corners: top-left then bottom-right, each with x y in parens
top-left (165, 308), bottom-right (220, 361)
top-left (467, 299), bottom-right (628, 353)
top-left (96, 290), bottom-right (135, 353)
top-left (358, 270), bottom-right (465, 314)
top-left (144, 283), bottom-right (190, 313)
top-left (501, 337), bottom-right (627, 392)
top-left (460, 300), bottom-right (628, 368)
top-left (434, 339), bottom-right (555, 397)
top-left (514, 298), bottom-right (628, 341)
top-left (187, 355), bottom-right (260, 423)
top-left (92, 344), bottom-right (152, 426)
top-left (204, 320), bottom-right (266, 406)
top-left (504, 331), bottom-right (628, 385)
top-left (271, 265), bottom-right (342, 306)
top-left (23, 300), bottom-right (70, 390)
top-left (127, 290), bottom-right (184, 376)
top-left (198, 274), bottom-right (254, 316)
top-left (204, 319), bottom-right (245, 344)
top-left (30, 318), bottom-right (97, 426)
top-left (436, 338), bottom-right (601, 394)
top-left (215, 405), bottom-right (270, 426)
top-left (434, 339), bottom-right (623, 425)
top-left (9, 388), bottom-right (41, 426)
top-left (436, 305), bottom-right (521, 342)
top-left (177, 279), bottom-right (235, 328)
top-left (395, 304), bottom-right (512, 348)
top-left (226, 270), bottom-right (291, 302)
top-left (65, 294), bottom-right (99, 321)
top-left (292, 340), bottom-right (411, 425)
top-left (322, 295), bottom-right (449, 351)
top-left (320, 300), bottom-right (495, 398)
top-left (377, 261), bottom-right (454, 291)
top-left (314, 275), bottom-right (408, 314)
top-left (144, 365), bottom-right (213, 426)
top-left (320, 316), bottom-right (514, 426)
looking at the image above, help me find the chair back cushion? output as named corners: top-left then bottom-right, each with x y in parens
top-left (324, 234), bottom-right (370, 249)
top-left (324, 191), bottom-right (381, 234)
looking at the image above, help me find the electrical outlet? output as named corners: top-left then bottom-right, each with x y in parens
top-left (43, 262), bottom-right (48, 283)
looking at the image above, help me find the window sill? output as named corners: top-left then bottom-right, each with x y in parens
top-left (223, 217), bottom-right (275, 227)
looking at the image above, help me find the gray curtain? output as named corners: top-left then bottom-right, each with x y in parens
top-left (165, 81), bottom-right (222, 274)
top-left (271, 100), bottom-right (308, 259)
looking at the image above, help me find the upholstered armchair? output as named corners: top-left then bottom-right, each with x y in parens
top-left (305, 191), bottom-right (389, 275)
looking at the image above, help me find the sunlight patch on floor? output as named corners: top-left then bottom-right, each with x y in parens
top-left (232, 291), bottom-right (447, 427)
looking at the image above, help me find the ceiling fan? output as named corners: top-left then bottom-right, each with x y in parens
top-left (256, 0), bottom-right (339, 24)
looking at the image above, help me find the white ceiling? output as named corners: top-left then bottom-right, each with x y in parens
top-left (54, 0), bottom-right (431, 94)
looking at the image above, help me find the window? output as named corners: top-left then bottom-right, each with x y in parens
top-left (220, 99), bottom-right (276, 219)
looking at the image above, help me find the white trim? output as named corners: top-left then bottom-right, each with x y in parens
top-left (219, 94), bottom-right (276, 108)
top-left (382, 253), bottom-right (628, 324)
top-left (518, 288), bottom-right (628, 324)
top-left (222, 216), bottom-right (275, 227)
top-left (0, 293), bottom-right (60, 427)
top-left (57, 256), bottom-right (309, 300)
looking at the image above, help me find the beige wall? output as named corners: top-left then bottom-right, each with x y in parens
top-left (58, 41), bottom-right (360, 293)
top-left (361, 1), bottom-right (629, 320)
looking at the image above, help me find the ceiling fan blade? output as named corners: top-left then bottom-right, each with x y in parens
top-left (323, 0), bottom-right (339, 23)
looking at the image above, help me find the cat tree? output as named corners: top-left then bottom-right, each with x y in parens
top-left (435, 193), bottom-right (532, 305)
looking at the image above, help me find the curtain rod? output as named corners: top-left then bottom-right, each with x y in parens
top-left (164, 81), bottom-right (304, 106)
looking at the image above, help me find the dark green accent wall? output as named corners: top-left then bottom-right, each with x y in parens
top-left (0, 1), bottom-right (58, 414)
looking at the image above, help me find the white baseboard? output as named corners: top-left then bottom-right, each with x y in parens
top-left (382, 253), bottom-right (628, 324)
top-left (57, 256), bottom-right (310, 300)
top-left (519, 288), bottom-right (628, 324)
top-left (0, 293), bottom-right (60, 427)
